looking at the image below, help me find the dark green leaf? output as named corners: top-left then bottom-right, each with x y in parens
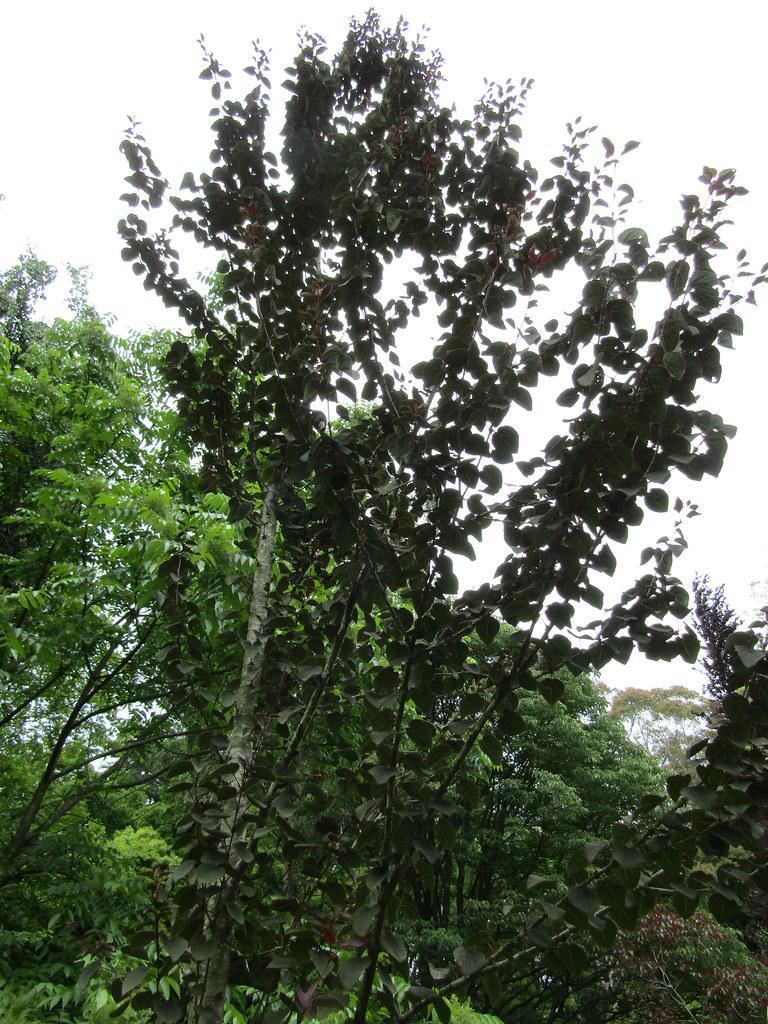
top-left (735, 644), bottom-right (764, 668)
top-left (537, 676), bottom-right (565, 704)
top-left (76, 961), bottom-right (100, 993)
top-left (122, 966), bottom-right (150, 997)
top-left (479, 732), bottom-right (503, 764)
top-left (476, 614), bottom-right (500, 645)
top-left (162, 936), bottom-right (188, 963)
top-left (351, 904), bottom-right (375, 936)
top-left (663, 351), bottom-right (686, 380)
top-left (546, 602), bottom-right (572, 628)
top-left (549, 942), bottom-right (588, 975)
top-left (645, 488), bottom-right (669, 512)
top-left (492, 426), bottom-right (519, 463)
top-left (618, 227), bottom-right (648, 247)
top-left (339, 955), bottom-right (367, 989)
top-left (480, 465), bottom-right (503, 492)
top-left (567, 885), bottom-right (601, 917)
top-left (454, 945), bottom-right (487, 976)
top-left (527, 874), bottom-right (557, 892)
top-left (380, 931), bottom-right (407, 962)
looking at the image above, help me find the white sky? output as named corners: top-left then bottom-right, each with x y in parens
top-left (2, 0), bottom-right (766, 692)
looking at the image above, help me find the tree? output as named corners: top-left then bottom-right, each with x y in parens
top-left (603, 905), bottom-right (768, 1023)
top-left (0, 260), bottom-right (205, 895)
top-left (0, 250), bottom-right (56, 362)
top-left (692, 577), bottom-right (768, 962)
top-left (33, 12), bottom-right (768, 1023)
top-left (693, 574), bottom-right (742, 700)
top-left (609, 685), bottom-right (711, 772)
top-left (0, 258), bottom-right (272, 1018)
top-left (401, 662), bottom-right (664, 1022)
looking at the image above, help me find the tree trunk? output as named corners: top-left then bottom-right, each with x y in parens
top-left (194, 481), bottom-right (278, 1024)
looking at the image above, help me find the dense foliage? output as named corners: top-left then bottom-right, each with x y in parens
top-left (693, 575), bottom-right (743, 701)
top-left (605, 906), bottom-right (768, 1023)
top-left (3, 13), bottom-right (768, 1024)
top-left (608, 685), bottom-right (711, 771)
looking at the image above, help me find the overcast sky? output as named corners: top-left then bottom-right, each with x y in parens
top-left (2, 0), bottom-right (765, 692)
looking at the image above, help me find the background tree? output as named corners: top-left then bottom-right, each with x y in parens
top-left (693, 574), bottom-right (742, 700)
top-left (403, 658), bottom-right (664, 1022)
top-left (0, 256), bottom-right (208, 922)
top-left (608, 685), bottom-right (711, 772)
top-left (0, 251), bottom-right (56, 363)
top-left (691, 576), bottom-right (768, 962)
top-left (602, 905), bottom-right (768, 1024)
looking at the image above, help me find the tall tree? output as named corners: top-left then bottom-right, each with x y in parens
top-left (0, 250), bottom-right (56, 362)
top-left (609, 685), bottom-right (710, 771)
top-left (109, 14), bottom-right (768, 1024)
top-left (693, 574), bottom-right (742, 700)
top-left (0, 262), bottom-right (206, 893)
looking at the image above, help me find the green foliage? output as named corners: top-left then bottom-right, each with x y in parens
top-left (0, 250), bottom-right (56, 357)
top-left (0, 975), bottom-right (150, 1024)
top-left (609, 685), bottom-right (711, 770)
top-left (109, 825), bottom-right (177, 866)
top-left (0, 309), bottom-right (179, 864)
top-left (402, 669), bottom-right (663, 983)
top-left (425, 998), bottom-right (503, 1024)
top-left (0, 256), bottom-right (206, 1016)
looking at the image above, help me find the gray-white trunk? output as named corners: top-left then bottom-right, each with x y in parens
top-left (193, 481), bottom-right (278, 1024)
